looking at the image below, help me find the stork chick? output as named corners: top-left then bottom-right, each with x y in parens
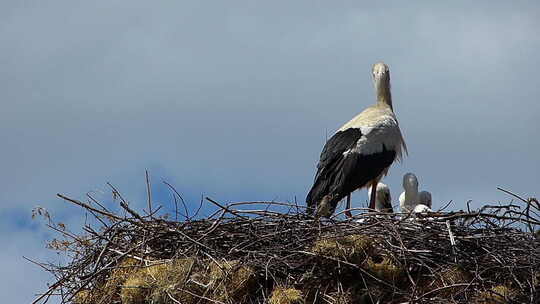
top-left (399, 173), bottom-right (419, 213)
top-left (414, 191), bottom-right (433, 213)
top-left (367, 182), bottom-right (393, 213)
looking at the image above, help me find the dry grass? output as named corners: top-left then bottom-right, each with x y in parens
top-left (72, 289), bottom-right (90, 304)
top-left (116, 258), bottom-right (256, 304)
top-left (311, 234), bottom-right (374, 264)
top-left (269, 287), bottom-right (304, 304)
top-left (473, 284), bottom-right (519, 304)
top-left (364, 256), bottom-right (404, 283)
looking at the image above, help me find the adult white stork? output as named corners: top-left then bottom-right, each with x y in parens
top-left (306, 62), bottom-right (407, 217)
top-left (367, 182), bottom-right (393, 213)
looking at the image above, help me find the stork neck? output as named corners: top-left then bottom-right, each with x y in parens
top-left (404, 189), bottom-right (418, 206)
top-left (375, 79), bottom-right (393, 110)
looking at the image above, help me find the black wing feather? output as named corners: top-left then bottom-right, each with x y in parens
top-left (306, 128), bottom-right (396, 216)
top-left (314, 128), bottom-right (363, 180)
top-left (306, 129), bottom-right (362, 210)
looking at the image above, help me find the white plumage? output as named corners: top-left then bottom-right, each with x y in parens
top-left (339, 115), bottom-right (406, 160)
top-left (306, 62), bottom-right (407, 217)
top-left (413, 204), bottom-right (432, 213)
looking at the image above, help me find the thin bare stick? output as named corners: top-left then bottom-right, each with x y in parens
top-left (146, 170), bottom-right (153, 216)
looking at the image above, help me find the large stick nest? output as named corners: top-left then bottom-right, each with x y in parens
top-left (32, 185), bottom-right (540, 304)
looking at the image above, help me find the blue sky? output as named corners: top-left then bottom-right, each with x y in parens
top-left (1, 1), bottom-right (539, 303)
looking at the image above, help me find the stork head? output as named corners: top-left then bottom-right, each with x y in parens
top-left (372, 62), bottom-right (390, 85)
top-left (402, 173), bottom-right (419, 192)
top-left (372, 62), bottom-right (392, 107)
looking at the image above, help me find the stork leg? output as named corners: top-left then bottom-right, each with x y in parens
top-left (368, 179), bottom-right (379, 211)
top-left (344, 194), bottom-right (352, 218)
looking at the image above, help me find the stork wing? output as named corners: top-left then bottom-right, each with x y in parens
top-left (315, 128), bottom-right (363, 181)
